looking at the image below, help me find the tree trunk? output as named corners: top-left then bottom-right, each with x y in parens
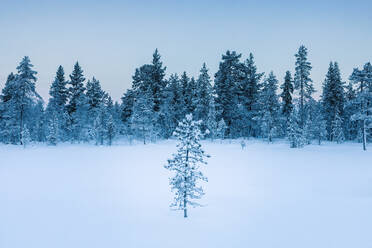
top-left (142, 126), bottom-right (146, 145)
top-left (183, 196), bottom-right (187, 218)
top-left (363, 120), bottom-right (367, 151)
top-left (20, 105), bottom-right (24, 145)
top-left (300, 82), bottom-right (304, 129)
top-left (184, 149), bottom-right (189, 218)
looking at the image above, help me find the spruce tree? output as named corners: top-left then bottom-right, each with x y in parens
top-left (47, 113), bottom-right (59, 145)
top-left (195, 63), bottom-right (213, 129)
top-left (294, 45), bottom-right (314, 128)
top-left (67, 62), bottom-right (87, 142)
top-left (159, 74), bottom-right (181, 138)
top-left (67, 62), bottom-right (85, 114)
top-left (151, 49), bottom-right (167, 112)
top-left (258, 72), bottom-right (280, 142)
top-left (216, 119), bottom-right (227, 140)
top-left (86, 77), bottom-right (105, 110)
top-left (349, 62), bottom-right (372, 150)
top-left (312, 104), bottom-right (327, 145)
top-left (240, 53), bottom-right (263, 137)
top-left (0, 73), bottom-right (17, 143)
top-left (164, 114), bottom-right (209, 218)
top-left (120, 89), bottom-right (135, 139)
top-left (288, 111), bottom-right (305, 148)
top-left (106, 113), bottom-right (116, 146)
top-left (206, 97), bottom-right (218, 140)
top-left (187, 77), bottom-right (198, 114)
top-left (331, 110), bottom-right (345, 144)
top-left (180, 71), bottom-right (191, 116)
top-left (49, 66), bottom-right (68, 108)
top-left (4, 57), bottom-right (42, 145)
top-left (344, 82), bottom-right (358, 140)
top-left (321, 62), bottom-right (345, 140)
top-left (31, 101), bottom-right (46, 142)
top-left (21, 125), bottom-right (31, 148)
top-left (1, 72), bottom-right (16, 102)
top-left (46, 65), bottom-right (69, 142)
top-left (92, 105), bottom-right (108, 145)
top-left (131, 88), bottom-right (156, 144)
top-left (214, 51), bottom-right (243, 137)
top-left (280, 71), bottom-right (294, 125)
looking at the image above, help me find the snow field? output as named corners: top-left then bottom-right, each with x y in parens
top-left (0, 140), bottom-right (371, 248)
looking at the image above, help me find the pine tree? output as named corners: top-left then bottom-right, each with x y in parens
top-left (349, 62), bottom-right (372, 150)
top-left (206, 97), bottom-right (218, 140)
top-left (120, 89), bottom-right (135, 136)
top-left (131, 88), bottom-right (157, 144)
top-left (106, 113), bottom-right (116, 146)
top-left (294, 45), bottom-right (314, 128)
top-left (321, 62), bottom-right (345, 140)
top-left (258, 72), bottom-right (280, 142)
top-left (164, 114), bottom-right (209, 218)
top-left (187, 77), bottom-right (198, 114)
top-left (21, 125), bottom-right (31, 148)
top-left (280, 71), bottom-right (294, 133)
top-left (331, 110), bottom-right (345, 144)
top-left (214, 50), bottom-right (243, 137)
top-left (1, 72), bottom-right (16, 102)
top-left (3, 57), bottom-right (42, 145)
top-left (240, 53), bottom-right (264, 137)
top-left (288, 111), bottom-right (305, 148)
top-left (46, 65), bottom-right (69, 142)
top-left (47, 113), bottom-right (59, 145)
top-left (49, 65), bottom-right (68, 108)
top-left (92, 106), bottom-right (107, 145)
top-left (150, 49), bottom-right (167, 113)
top-left (67, 62), bottom-right (85, 114)
top-left (312, 105), bottom-right (327, 145)
top-left (159, 74), bottom-right (181, 138)
top-left (67, 62), bottom-right (87, 142)
top-left (0, 73), bottom-right (17, 143)
top-left (86, 77), bottom-right (105, 110)
top-left (180, 71), bottom-right (191, 116)
top-left (195, 63), bottom-right (213, 130)
top-left (344, 82), bottom-right (358, 140)
top-left (303, 115), bottom-right (314, 144)
top-left (216, 119), bottom-right (227, 139)
top-left (31, 101), bottom-right (46, 142)
top-left (86, 77), bottom-right (107, 141)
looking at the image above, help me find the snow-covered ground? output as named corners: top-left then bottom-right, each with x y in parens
top-left (1, 140), bottom-right (371, 248)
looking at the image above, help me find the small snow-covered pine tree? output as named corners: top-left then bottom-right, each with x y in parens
top-left (164, 114), bottom-right (209, 218)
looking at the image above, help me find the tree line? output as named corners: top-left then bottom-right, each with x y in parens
top-left (0, 46), bottom-right (371, 149)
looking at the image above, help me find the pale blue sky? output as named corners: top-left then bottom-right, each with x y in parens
top-left (1, 0), bottom-right (371, 101)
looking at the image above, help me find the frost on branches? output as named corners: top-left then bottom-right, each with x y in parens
top-left (164, 114), bottom-right (209, 218)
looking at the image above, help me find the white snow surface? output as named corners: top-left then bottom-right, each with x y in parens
top-left (1, 140), bottom-right (372, 248)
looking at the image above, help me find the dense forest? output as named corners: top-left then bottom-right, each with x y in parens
top-left (0, 46), bottom-right (371, 150)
